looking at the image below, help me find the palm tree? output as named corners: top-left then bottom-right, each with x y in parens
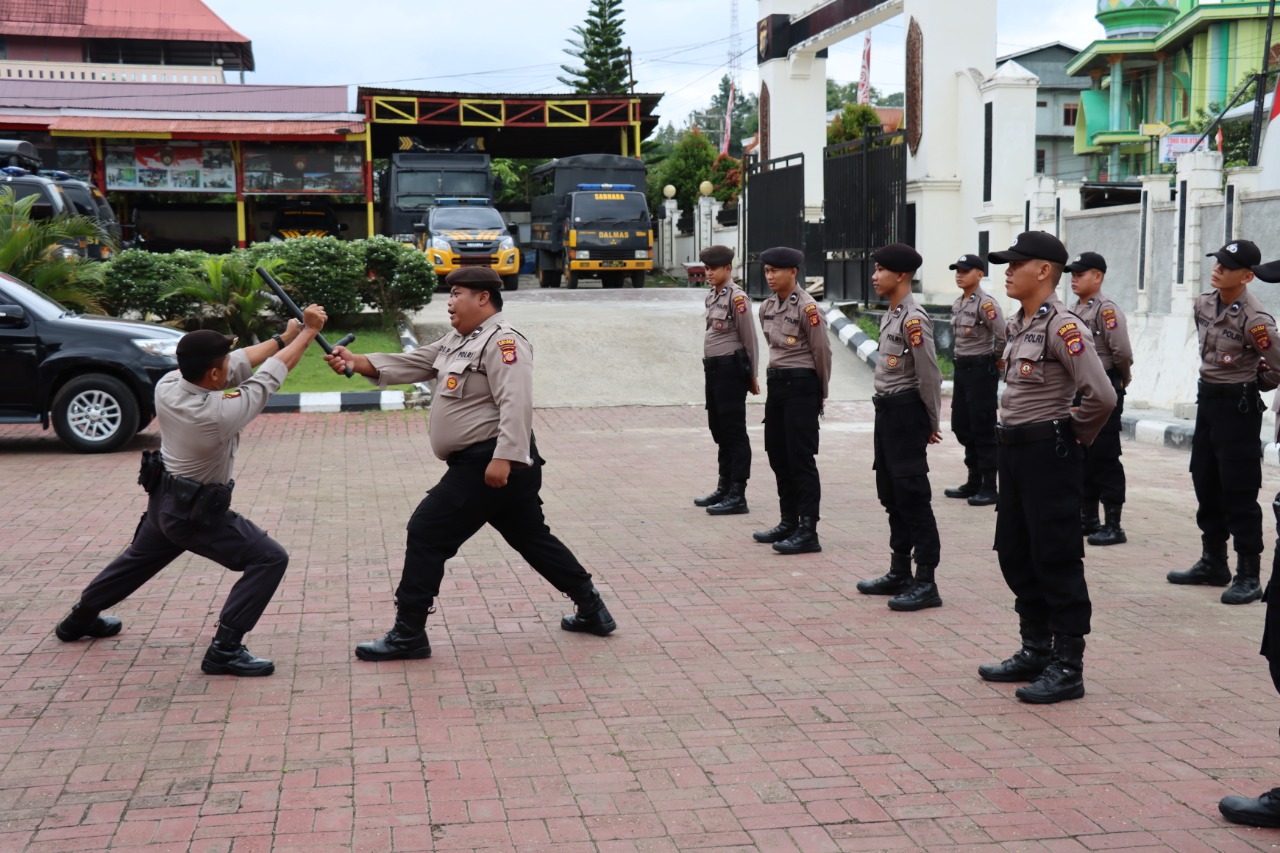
top-left (161, 254), bottom-right (283, 343)
top-left (0, 187), bottom-right (113, 314)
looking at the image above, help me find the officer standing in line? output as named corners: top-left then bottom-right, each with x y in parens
top-left (693, 244), bottom-right (759, 515)
top-left (942, 253), bottom-right (1006, 507)
top-left (1167, 240), bottom-right (1280, 605)
top-left (751, 246), bottom-right (833, 555)
top-left (1065, 252), bottom-right (1133, 546)
top-left (325, 267), bottom-right (616, 662)
top-left (980, 231), bottom-right (1116, 704)
top-left (855, 244), bottom-right (945, 611)
top-left (54, 306), bottom-right (329, 677)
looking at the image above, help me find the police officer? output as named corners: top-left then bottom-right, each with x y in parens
top-left (1167, 240), bottom-right (1280, 605)
top-left (53, 306), bottom-right (329, 677)
top-left (943, 253), bottom-right (1006, 507)
top-left (693, 244), bottom-right (759, 515)
top-left (326, 267), bottom-right (616, 662)
top-left (981, 231), bottom-right (1116, 704)
top-left (752, 246), bottom-right (833, 554)
top-left (1065, 252), bottom-right (1133, 546)
top-left (855, 244), bottom-right (945, 611)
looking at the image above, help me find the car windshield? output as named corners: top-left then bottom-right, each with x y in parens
top-left (571, 192), bottom-right (649, 223)
top-left (60, 184), bottom-right (98, 217)
top-left (90, 188), bottom-right (117, 223)
top-left (0, 273), bottom-right (75, 320)
top-left (429, 207), bottom-right (505, 230)
top-left (396, 171), bottom-right (488, 208)
top-left (274, 208), bottom-right (337, 230)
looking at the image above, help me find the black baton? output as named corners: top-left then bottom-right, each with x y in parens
top-left (256, 265), bottom-right (356, 377)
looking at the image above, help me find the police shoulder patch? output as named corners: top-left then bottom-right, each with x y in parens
top-left (1250, 323), bottom-right (1273, 351)
top-left (497, 337), bottom-right (518, 364)
top-left (904, 316), bottom-right (925, 348)
top-left (1102, 307), bottom-right (1118, 330)
top-left (1056, 320), bottom-right (1085, 356)
top-left (804, 303), bottom-right (818, 314)
top-left (982, 300), bottom-right (997, 321)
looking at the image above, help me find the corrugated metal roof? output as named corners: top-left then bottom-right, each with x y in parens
top-left (48, 116), bottom-right (364, 138)
top-left (0, 80), bottom-right (349, 113)
top-left (3, 0), bottom-right (249, 43)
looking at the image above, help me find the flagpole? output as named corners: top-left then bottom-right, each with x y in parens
top-left (1248, 0), bottom-right (1277, 166)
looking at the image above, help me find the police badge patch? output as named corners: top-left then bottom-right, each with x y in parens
top-left (785, 335), bottom-right (798, 345)
top-left (734, 294), bottom-right (747, 314)
top-left (1020, 362), bottom-right (1034, 376)
top-left (497, 337), bottom-right (518, 364)
top-left (886, 355), bottom-right (899, 368)
top-left (982, 300), bottom-right (997, 321)
top-left (905, 316), bottom-right (924, 348)
top-left (1057, 321), bottom-right (1084, 356)
top-left (1250, 324), bottom-right (1273, 351)
top-left (445, 376), bottom-right (459, 390)
top-left (1102, 307), bottom-right (1118, 330)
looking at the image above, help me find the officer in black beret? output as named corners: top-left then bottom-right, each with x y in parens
top-left (856, 243), bottom-right (945, 611)
top-left (1167, 240), bottom-right (1280, 605)
top-left (752, 246), bottom-right (832, 553)
top-left (693, 244), bottom-right (760, 515)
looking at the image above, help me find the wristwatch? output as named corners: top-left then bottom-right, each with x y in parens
top-left (272, 334), bottom-right (285, 351)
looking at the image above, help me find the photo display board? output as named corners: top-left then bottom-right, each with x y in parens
top-left (242, 143), bottom-right (364, 194)
top-left (105, 142), bottom-right (235, 191)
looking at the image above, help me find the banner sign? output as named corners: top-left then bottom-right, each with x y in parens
top-left (242, 143), bottom-right (363, 194)
top-left (1160, 134), bottom-right (1209, 163)
top-left (106, 142), bottom-right (234, 191)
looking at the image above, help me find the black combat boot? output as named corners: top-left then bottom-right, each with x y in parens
top-left (1080, 498), bottom-right (1101, 535)
top-left (773, 516), bottom-right (821, 554)
top-left (1167, 541), bottom-right (1231, 585)
top-left (1221, 788), bottom-right (1280, 828)
top-left (561, 588), bottom-right (617, 636)
top-left (355, 604), bottom-right (432, 661)
top-left (706, 481), bottom-right (748, 516)
top-left (201, 623), bottom-right (275, 677)
top-left (888, 563), bottom-right (942, 611)
top-left (1015, 634), bottom-right (1085, 704)
top-left (967, 471), bottom-right (998, 507)
top-left (54, 603), bottom-right (123, 642)
top-left (694, 477), bottom-right (729, 508)
top-left (753, 515), bottom-right (798, 544)
top-left (1087, 504), bottom-right (1127, 546)
top-left (944, 469), bottom-right (980, 499)
top-left (1222, 553), bottom-right (1263, 605)
top-left (857, 552), bottom-right (913, 595)
top-left (978, 619), bottom-right (1052, 682)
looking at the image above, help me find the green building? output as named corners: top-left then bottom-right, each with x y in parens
top-left (1066, 0), bottom-right (1278, 180)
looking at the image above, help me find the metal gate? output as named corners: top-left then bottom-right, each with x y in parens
top-left (742, 152), bottom-right (804, 298)
top-left (822, 128), bottom-right (907, 303)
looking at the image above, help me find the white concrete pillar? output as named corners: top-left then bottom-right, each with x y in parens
top-left (1108, 57), bottom-right (1124, 179)
top-left (1137, 174), bottom-right (1173, 313)
top-left (695, 194), bottom-right (717, 256)
top-left (1054, 181), bottom-right (1083, 237)
top-left (1173, 149), bottom-right (1224, 316)
top-left (660, 198), bottom-right (680, 274)
top-left (1225, 165), bottom-right (1262, 243)
top-left (1024, 175), bottom-right (1057, 233)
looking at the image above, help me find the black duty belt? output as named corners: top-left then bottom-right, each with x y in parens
top-left (954, 354), bottom-right (997, 368)
top-left (447, 437), bottom-right (498, 465)
top-left (872, 388), bottom-right (921, 410)
top-left (766, 367), bottom-right (817, 379)
top-left (703, 351), bottom-right (743, 370)
top-left (996, 418), bottom-right (1074, 445)
top-left (1198, 380), bottom-right (1257, 399)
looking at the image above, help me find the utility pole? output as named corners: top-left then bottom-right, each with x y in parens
top-left (1248, 0), bottom-right (1277, 166)
top-left (626, 47), bottom-right (635, 95)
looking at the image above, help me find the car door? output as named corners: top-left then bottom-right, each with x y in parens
top-left (0, 282), bottom-right (42, 416)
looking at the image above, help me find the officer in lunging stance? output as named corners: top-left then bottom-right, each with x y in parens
top-left (693, 244), bottom-right (759, 515)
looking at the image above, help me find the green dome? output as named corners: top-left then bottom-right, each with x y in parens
top-left (1096, 0), bottom-right (1179, 38)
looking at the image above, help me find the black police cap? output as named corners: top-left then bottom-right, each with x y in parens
top-left (948, 253), bottom-right (987, 274)
top-left (1063, 251), bottom-right (1107, 274)
top-left (446, 266), bottom-right (502, 291)
top-left (871, 242), bottom-right (922, 274)
top-left (700, 245), bottom-right (735, 266)
top-left (176, 329), bottom-right (236, 360)
top-left (1207, 240), bottom-right (1262, 270)
top-left (1253, 260), bottom-right (1280, 283)
top-left (988, 231), bottom-right (1069, 265)
top-left (759, 246), bottom-right (803, 269)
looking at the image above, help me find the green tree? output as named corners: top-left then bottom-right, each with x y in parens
top-left (878, 91), bottom-right (905, 107)
top-left (652, 127), bottom-right (718, 214)
top-left (697, 75), bottom-right (759, 158)
top-left (357, 235), bottom-right (436, 316)
top-left (161, 255), bottom-right (283, 341)
top-left (558, 0), bottom-right (631, 94)
top-left (1191, 73), bottom-right (1258, 167)
top-left (709, 153), bottom-right (742, 206)
top-left (827, 102), bottom-right (883, 145)
top-left (0, 187), bottom-right (111, 314)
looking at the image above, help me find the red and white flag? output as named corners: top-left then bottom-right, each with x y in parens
top-left (857, 33), bottom-right (872, 105)
top-left (721, 81), bottom-right (734, 155)
top-left (1261, 73), bottom-right (1280, 190)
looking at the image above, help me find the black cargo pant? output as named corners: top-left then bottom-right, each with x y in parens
top-left (874, 390), bottom-right (940, 566)
top-left (763, 368), bottom-right (822, 519)
top-left (1081, 372), bottom-right (1126, 506)
top-left (951, 355), bottom-right (999, 474)
top-left (1264, 497), bottom-right (1280, 690)
top-left (1191, 382), bottom-right (1265, 556)
top-left (704, 352), bottom-right (752, 483)
top-left (395, 438), bottom-right (595, 611)
top-left (994, 420), bottom-right (1091, 636)
top-left (76, 487), bottom-right (288, 633)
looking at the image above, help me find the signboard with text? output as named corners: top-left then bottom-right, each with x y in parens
top-left (1160, 134), bottom-right (1209, 163)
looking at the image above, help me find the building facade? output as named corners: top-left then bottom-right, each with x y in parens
top-left (999, 43), bottom-right (1090, 182)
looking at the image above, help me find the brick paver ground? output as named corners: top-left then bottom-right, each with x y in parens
top-left (5, 404), bottom-right (1280, 852)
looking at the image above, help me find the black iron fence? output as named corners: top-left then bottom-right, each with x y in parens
top-left (822, 127), bottom-right (907, 303)
top-left (742, 152), bottom-right (805, 298)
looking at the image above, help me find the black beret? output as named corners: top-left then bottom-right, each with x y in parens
top-left (446, 266), bottom-right (502, 291)
top-left (700, 245), bottom-right (735, 266)
top-left (1064, 251), bottom-right (1107, 274)
top-left (176, 329), bottom-right (236, 360)
top-left (871, 242), bottom-right (922, 274)
top-left (1253, 260), bottom-right (1280, 283)
top-left (948, 253), bottom-right (987, 274)
top-left (1207, 240), bottom-right (1262, 270)
top-left (988, 231), bottom-right (1069, 265)
top-left (759, 246), bottom-right (803, 269)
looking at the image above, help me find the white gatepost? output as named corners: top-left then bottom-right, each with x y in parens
top-left (659, 197), bottom-right (680, 275)
top-left (1137, 174), bottom-right (1172, 315)
top-left (1172, 150), bottom-right (1224, 317)
top-left (1024, 175), bottom-right (1057, 234)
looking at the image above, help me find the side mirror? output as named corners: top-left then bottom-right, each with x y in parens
top-left (413, 222), bottom-right (428, 234)
top-left (338, 222), bottom-right (349, 232)
top-left (0, 304), bottom-right (28, 327)
top-left (507, 221), bottom-right (518, 232)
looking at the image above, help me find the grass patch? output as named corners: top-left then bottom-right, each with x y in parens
top-left (855, 313), bottom-right (880, 341)
top-left (274, 327), bottom-right (418, 394)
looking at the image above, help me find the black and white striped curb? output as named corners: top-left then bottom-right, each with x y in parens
top-left (824, 303), bottom-right (879, 368)
top-left (1120, 412), bottom-right (1280, 467)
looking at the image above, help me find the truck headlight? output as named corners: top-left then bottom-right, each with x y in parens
top-left (430, 237), bottom-right (450, 252)
top-left (635, 249), bottom-right (651, 259)
top-left (499, 236), bottom-right (515, 252)
top-left (133, 337), bottom-right (179, 359)
top-left (575, 250), bottom-right (590, 260)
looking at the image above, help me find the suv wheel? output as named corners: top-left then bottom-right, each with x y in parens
top-left (502, 274), bottom-right (519, 292)
top-left (52, 374), bottom-right (140, 453)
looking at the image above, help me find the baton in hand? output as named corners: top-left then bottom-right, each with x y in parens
top-left (256, 265), bottom-right (356, 377)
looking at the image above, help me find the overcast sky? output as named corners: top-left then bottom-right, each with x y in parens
top-left (203, 0), bottom-right (1106, 127)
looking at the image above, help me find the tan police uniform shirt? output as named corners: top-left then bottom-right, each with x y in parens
top-left (1000, 295), bottom-right (1117, 446)
top-left (1074, 294), bottom-right (1133, 385)
top-left (758, 285), bottom-right (833, 399)
top-left (875, 294), bottom-right (944, 432)
top-left (704, 280), bottom-right (759, 376)
top-left (951, 287), bottom-right (1007, 358)
top-left (1195, 289), bottom-right (1280, 384)
top-left (158, 349), bottom-right (288, 484)
top-left (366, 311), bottom-right (534, 465)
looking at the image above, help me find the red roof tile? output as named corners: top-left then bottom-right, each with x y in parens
top-left (0, 80), bottom-right (350, 113)
top-left (2, 0), bottom-right (248, 44)
top-left (48, 115), bottom-right (364, 139)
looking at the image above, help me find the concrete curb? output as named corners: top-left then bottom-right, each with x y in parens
top-left (824, 303), bottom-right (879, 368)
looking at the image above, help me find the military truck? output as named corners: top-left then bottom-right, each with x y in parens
top-left (380, 140), bottom-right (495, 244)
top-left (529, 154), bottom-right (652, 289)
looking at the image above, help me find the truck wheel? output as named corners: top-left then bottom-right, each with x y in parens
top-left (52, 374), bottom-right (140, 454)
top-left (567, 272), bottom-right (581, 289)
top-left (539, 269), bottom-right (560, 288)
top-left (502, 274), bottom-right (519, 292)
top-left (602, 272), bottom-right (625, 289)
top-left (630, 271), bottom-right (647, 288)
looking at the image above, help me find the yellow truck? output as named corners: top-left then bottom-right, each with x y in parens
top-left (414, 199), bottom-right (521, 291)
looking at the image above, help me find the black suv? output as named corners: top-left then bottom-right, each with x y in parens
top-left (40, 171), bottom-right (125, 260)
top-left (262, 200), bottom-right (348, 242)
top-left (0, 272), bottom-right (183, 452)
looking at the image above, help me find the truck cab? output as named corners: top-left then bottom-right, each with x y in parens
top-left (415, 199), bottom-right (521, 291)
